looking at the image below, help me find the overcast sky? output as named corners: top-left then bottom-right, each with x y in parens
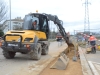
top-left (5, 0), bottom-right (100, 34)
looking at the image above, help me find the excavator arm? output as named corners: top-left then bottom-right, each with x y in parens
top-left (43, 14), bottom-right (76, 70)
top-left (43, 13), bottom-right (69, 44)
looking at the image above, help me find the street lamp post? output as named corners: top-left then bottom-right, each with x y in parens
top-left (9, 0), bottom-right (11, 30)
top-left (0, 7), bottom-right (1, 12)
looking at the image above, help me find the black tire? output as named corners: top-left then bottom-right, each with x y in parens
top-left (42, 45), bottom-right (49, 55)
top-left (94, 47), bottom-right (96, 53)
top-left (92, 47), bottom-right (96, 53)
top-left (29, 43), bottom-right (41, 60)
top-left (3, 51), bottom-right (16, 59)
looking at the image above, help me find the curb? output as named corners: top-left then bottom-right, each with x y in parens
top-left (78, 47), bottom-right (93, 75)
top-left (37, 58), bottom-right (55, 75)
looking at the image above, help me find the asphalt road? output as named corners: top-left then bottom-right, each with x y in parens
top-left (0, 41), bottom-right (65, 75)
top-left (85, 40), bottom-right (100, 63)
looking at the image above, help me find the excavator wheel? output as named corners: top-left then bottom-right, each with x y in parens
top-left (41, 44), bottom-right (49, 55)
top-left (3, 51), bottom-right (16, 59)
top-left (29, 43), bottom-right (42, 60)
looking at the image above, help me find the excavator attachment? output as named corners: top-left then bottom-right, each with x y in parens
top-left (50, 53), bottom-right (69, 70)
top-left (42, 13), bottom-right (78, 70)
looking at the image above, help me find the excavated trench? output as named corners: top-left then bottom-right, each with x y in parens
top-left (39, 47), bottom-right (83, 75)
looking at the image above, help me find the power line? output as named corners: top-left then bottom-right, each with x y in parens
top-left (82, 0), bottom-right (91, 32)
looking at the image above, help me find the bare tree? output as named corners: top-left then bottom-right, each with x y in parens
top-left (0, 0), bottom-right (8, 22)
top-left (0, 24), bottom-right (7, 30)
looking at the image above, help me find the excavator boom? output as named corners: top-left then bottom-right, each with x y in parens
top-left (43, 13), bottom-right (69, 44)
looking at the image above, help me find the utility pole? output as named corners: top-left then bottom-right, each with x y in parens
top-left (82, 0), bottom-right (91, 34)
top-left (50, 21), bottom-right (52, 39)
top-left (74, 30), bottom-right (75, 36)
top-left (9, 0), bottom-right (11, 30)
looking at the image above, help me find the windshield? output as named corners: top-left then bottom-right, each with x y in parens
top-left (22, 15), bottom-right (39, 30)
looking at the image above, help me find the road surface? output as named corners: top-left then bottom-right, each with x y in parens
top-left (0, 41), bottom-right (65, 75)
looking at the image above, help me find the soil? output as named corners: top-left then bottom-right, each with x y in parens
top-left (40, 50), bottom-right (83, 75)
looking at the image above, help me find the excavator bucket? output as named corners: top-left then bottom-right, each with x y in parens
top-left (50, 53), bottom-right (69, 70)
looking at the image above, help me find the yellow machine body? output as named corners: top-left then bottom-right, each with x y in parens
top-left (5, 30), bottom-right (47, 42)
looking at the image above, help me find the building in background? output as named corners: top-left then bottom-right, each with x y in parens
top-left (2, 17), bottom-right (23, 34)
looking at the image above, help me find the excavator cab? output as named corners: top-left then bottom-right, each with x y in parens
top-left (23, 13), bottom-right (50, 39)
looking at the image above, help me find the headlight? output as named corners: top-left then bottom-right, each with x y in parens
top-left (17, 38), bottom-right (21, 42)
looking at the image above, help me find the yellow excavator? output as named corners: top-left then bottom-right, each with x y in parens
top-left (1, 12), bottom-right (73, 60)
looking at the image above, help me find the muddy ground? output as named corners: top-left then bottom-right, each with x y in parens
top-left (40, 50), bottom-right (83, 75)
